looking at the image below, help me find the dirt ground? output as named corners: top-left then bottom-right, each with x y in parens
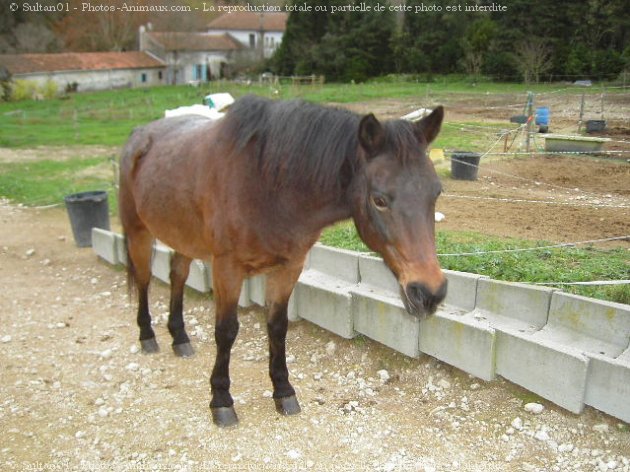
top-left (341, 95), bottom-right (630, 247)
top-left (0, 202), bottom-right (630, 471)
top-left (1, 93), bottom-right (629, 471)
top-left (1, 200), bottom-right (630, 472)
top-left (436, 156), bottom-right (630, 245)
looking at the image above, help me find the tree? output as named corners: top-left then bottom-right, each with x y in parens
top-left (0, 0), bottom-right (63, 53)
top-left (272, 0), bottom-right (329, 76)
top-left (272, 0), bottom-right (395, 82)
top-left (54, 0), bottom-right (150, 51)
top-left (515, 38), bottom-right (553, 83)
top-left (461, 18), bottom-right (497, 77)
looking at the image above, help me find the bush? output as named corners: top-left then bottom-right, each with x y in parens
top-left (483, 51), bottom-right (518, 81)
top-left (41, 80), bottom-right (58, 100)
top-left (592, 50), bottom-right (624, 79)
top-left (10, 79), bottom-right (59, 101)
top-left (11, 80), bottom-right (39, 101)
top-left (0, 81), bottom-right (11, 102)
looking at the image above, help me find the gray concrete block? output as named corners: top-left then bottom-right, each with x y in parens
top-left (293, 245), bottom-right (360, 339)
top-left (419, 307), bottom-right (496, 381)
top-left (287, 291), bottom-right (299, 322)
top-left (248, 274), bottom-right (267, 307)
top-left (585, 349), bottom-right (630, 423)
top-left (151, 242), bottom-right (173, 284)
top-left (185, 260), bottom-right (211, 293)
top-left (92, 228), bottom-right (118, 265)
top-left (209, 259), bottom-right (214, 292)
top-left (295, 276), bottom-right (355, 338)
top-left (443, 269), bottom-right (485, 312)
top-left (496, 329), bottom-right (588, 414)
top-left (539, 292), bottom-right (630, 357)
top-left (238, 278), bottom-right (252, 308)
top-left (308, 244), bottom-right (360, 284)
top-left (472, 279), bottom-right (553, 333)
top-left (114, 233), bottom-right (127, 266)
top-left (351, 255), bottom-right (420, 357)
top-left (417, 271), bottom-right (495, 379)
top-left (352, 287), bottom-right (420, 357)
top-left (357, 254), bottom-right (399, 293)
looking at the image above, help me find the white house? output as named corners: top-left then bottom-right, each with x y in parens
top-left (206, 12), bottom-right (287, 59)
top-left (140, 30), bottom-right (242, 84)
top-left (0, 51), bottom-right (165, 92)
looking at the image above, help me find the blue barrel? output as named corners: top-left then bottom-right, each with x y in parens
top-left (535, 107), bottom-right (550, 126)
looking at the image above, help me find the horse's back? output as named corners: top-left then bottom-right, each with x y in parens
top-left (121, 115), bottom-right (214, 166)
top-left (119, 115), bottom-right (222, 258)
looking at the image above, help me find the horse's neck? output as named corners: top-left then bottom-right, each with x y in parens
top-left (301, 186), bottom-right (353, 233)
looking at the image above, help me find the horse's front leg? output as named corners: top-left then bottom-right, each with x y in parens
top-left (266, 261), bottom-right (304, 416)
top-left (209, 257), bottom-right (244, 427)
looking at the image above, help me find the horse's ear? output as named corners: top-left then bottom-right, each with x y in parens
top-left (414, 106), bottom-right (444, 145)
top-left (358, 113), bottom-right (385, 158)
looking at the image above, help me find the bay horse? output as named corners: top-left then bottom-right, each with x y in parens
top-left (119, 95), bottom-right (447, 427)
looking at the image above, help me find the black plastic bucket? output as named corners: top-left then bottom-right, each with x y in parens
top-left (64, 190), bottom-right (110, 247)
top-left (451, 152), bottom-right (481, 181)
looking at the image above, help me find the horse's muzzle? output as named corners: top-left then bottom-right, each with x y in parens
top-left (401, 279), bottom-right (447, 318)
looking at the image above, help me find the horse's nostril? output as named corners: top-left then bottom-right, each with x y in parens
top-left (405, 282), bottom-right (431, 309)
top-left (405, 280), bottom-right (448, 315)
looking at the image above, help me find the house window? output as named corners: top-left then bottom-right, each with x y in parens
top-left (192, 64), bottom-right (209, 82)
top-left (141, 72), bottom-right (147, 83)
top-left (192, 64), bottom-right (205, 81)
top-left (249, 34), bottom-right (255, 48)
top-left (158, 71), bottom-right (163, 80)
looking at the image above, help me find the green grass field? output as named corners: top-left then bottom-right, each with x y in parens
top-left (0, 80), bottom-right (627, 304)
top-left (0, 78), bottom-right (617, 147)
top-left (320, 221), bottom-right (630, 304)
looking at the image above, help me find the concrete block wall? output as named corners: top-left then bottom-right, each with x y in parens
top-left (351, 255), bottom-right (421, 357)
top-left (92, 229), bottom-right (630, 423)
top-left (419, 271), bottom-right (495, 380)
top-left (151, 242), bottom-right (173, 284)
top-left (186, 260), bottom-right (211, 293)
top-left (92, 228), bottom-right (118, 265)
top-left (586, 348), bottom-right (630, 423)
top-left (293, 245), bottom-right (360, 339)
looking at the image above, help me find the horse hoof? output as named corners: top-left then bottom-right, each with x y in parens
top-left (140, 338), bottom-right (160, 354)
top-left (211, 406), bottom-right (239, 428)
top-left (172, 342), bottom-right (194, 358)
top-left (274, 395), bottom-right (301, 416)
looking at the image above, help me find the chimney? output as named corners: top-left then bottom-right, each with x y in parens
top-left (139, 25), bottom-right (146, 51)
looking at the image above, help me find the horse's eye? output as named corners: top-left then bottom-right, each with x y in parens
top-left (371, 194), bottom-right (389, 211)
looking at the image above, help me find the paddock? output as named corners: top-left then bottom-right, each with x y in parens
top-left (1, 85), bottom-right (629, 471)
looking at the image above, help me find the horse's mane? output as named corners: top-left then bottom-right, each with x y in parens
top-left (222, 95), bottom-right (422, 191)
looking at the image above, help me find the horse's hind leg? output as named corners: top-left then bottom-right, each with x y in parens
top-left (265, 262), bottom-right (304, 416)
top-left (168, 252), bottom-right (194, 358)
top-left (126, 229), bottom-right (159, 353)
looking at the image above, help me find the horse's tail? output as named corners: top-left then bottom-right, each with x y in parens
top-left (121, 129), bottom-right (153, 181)
top-left (123, 235), bottom-right (136, 300)
top-left (119, 128), bottom-right (153, 301)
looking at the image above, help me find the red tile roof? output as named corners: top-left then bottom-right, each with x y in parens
top-left (146, 32), bottom-right (242, 52)
top-left (207, 12), bottom-right (287, 32)
top-left (0, 51), bottom-right (164, 75)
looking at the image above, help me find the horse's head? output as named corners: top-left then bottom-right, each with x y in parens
top-left (350, 107), bottom-right (447, 318)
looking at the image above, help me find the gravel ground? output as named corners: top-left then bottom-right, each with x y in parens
top-left (1, 201), bottom-right (629, 472)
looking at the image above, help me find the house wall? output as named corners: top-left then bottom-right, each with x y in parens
top-left (208, 29), bottom-right (283, 58)
top-left (164, 51), bottom-right (233, 85)
top-left (15, 67), bottom-right (164, 92)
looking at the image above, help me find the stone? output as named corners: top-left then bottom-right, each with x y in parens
top-left (524, 403), bottom-right (545, 415)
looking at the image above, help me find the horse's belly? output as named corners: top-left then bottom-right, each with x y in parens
top-left (134, 181), bottom-right (213, 260)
